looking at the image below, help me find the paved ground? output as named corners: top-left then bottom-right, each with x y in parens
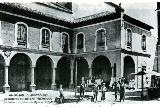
top-left (0, 89), bottom-right (159, 106)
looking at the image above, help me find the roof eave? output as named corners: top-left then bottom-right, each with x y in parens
top-left (123, 14), bottom-right (154, 31)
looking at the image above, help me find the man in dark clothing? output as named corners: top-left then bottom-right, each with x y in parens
top-left (80, 82), bottom-right (85, 98)
top-left (92, 82), bottom-right (99, 102)
top-left (119, 80), bottom-right (125, 102)
top-left (113, 82), bottom-right (119, 100)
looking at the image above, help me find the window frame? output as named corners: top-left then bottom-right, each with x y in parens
top-left (14, 22), bottom-right (29, 48)
top-left (75, 32), bottom-right (86, 53)
top-left (40, 27), bottom-right (51, 49)
top-left (141, 34), bottom-right (146, 51)
top-left (94, 28), bottom-right (107, 51)
top-left (126, 28), bottom-right (132, 49)
top-left (61, 32), bottom-right (71, 53)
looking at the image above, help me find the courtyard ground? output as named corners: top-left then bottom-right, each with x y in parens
top-left (0, 89), bottom-right (159, 106)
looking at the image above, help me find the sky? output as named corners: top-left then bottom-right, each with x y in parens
top-left (121, 2), bottom-right (157, 39)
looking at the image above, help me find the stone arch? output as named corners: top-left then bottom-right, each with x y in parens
top-left (0, 54), bottom-right (5, 92)
top-left (56, 57), bottom-right (70, 88)
top-left (35, 55), bottom-right (53, 90)
top-left (92, 55), bottom-right (112, 87)
top-left (124, 56), bottom-right (135, 84)
top-left (73, 57), bottom-right (89, 86)
top-left (9, 53), bottom-right (32, 91)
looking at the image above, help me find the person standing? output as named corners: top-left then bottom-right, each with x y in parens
top-left (80, 80), bottom-right (85, 98)
top-left (59, 84), bottom-right (64, 103)
top-left (92, 82), bottom-right (99, 102)
top-left (119, 80), bottom-right (125, 102)
top-left (101, 82), bottom-right (107, 101)
top-left (113, 82), bottom-right (119, 100)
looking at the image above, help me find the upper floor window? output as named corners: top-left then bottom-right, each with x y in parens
top-left (126, 29), bottom-right (132, 49)
top-left (96, 29), bottom-right (106, 47)
top-left (61, 32), bottom-right (70, 53)
top-left (142, 35), bottom-right (146, 51)
top-left (17, 23), bottom-right (27, 46)
top-left (77, 33), bottom-right (84, 50)
top-left (41, 28), bottom-right (50, 48)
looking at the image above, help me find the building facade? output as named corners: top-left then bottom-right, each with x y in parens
top-left (0, 2), bottom-right (154, 93)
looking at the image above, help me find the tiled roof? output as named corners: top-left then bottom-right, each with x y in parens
top-left (2, 2), bottom-right (72, 22)
top-left (36, 2), bottom-right (73, 14)
top-left (0, 2), bottom-right (153, 30)
top-left (73, 11), bottom-right (113, 23)
top-left (1, 2), bottom-right (115, 24)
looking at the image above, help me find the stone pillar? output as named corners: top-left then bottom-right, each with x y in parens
top-left (88, 66), bottom-right (92, 78)
top-left (104, 36), bottom-right (107, 50)
top-left (30, 66), bottom-right (36, 92)
top-left (83, 36), bottom-right (86, 52)
top-left (75, 60), bottom-right (78, 86)
top-left (94, 36), bottom-right (97, 51)
top-left (109, 65), bottom-right (115, 87)
top-left (51, 67), bottom-right (57, 90)
top-left (3, 66), bottom-right (10, 93)
top-left (69, 60), bottom-right (74, 88)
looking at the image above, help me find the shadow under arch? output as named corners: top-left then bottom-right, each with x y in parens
top-left (35, 55), bottom-right (53, 90)
top-left (0, 54), bottom-right (5, 92)
top-left (124, 56), bottom-right (135, 84)
top-left (92, 55), bottom-right (112, 87)
top-left (9, 53), bottom-right (32, 92)
top-left (56, 57), bottom-right (70, 88)
top-left (73, 57), bottom-right (89, 86)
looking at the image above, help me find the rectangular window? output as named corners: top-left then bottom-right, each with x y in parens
top-left (97, 30), bottom-right (105, 46)
top-left (62, 33), bottom-right (69, 53)
top-left (42, 29), bottom-right (50, 48)
top-left (127, 29), bottom-right (132, 49)
top-left (142, 35), bottom-right (146, 51)
top-left (77, 34), bottom-right (84, 49)
top-left (17, 24), bottom-right (27, 46)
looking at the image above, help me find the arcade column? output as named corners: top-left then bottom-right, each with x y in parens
top-left (30, 66), bottom-right (36, 92)
top-left (3, 65), bottom-right (10, 93)
top-left (69, 59), bottom-right (74, 88)
top-left (51, 67), bottom-right (57, 90)
top-left (88, 66), bottom-right (92, 78)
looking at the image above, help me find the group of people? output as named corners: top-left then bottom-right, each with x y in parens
top-left (92, 82), bottom-right (107, 102)
top-left (112, 77), bottom-right (126, 102)
top-left (128, 79), bottom-right (135, 90)
top-left (58, 77), bottom-right (126, 103)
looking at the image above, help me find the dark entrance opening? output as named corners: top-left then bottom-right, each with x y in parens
top-left (124, 56), bottom-right (135, 84)
top-left (92, 56), bottom-right (112, 87)
top-left (0, 55), bottom-right (5, 92)
top-left (35, 56), bottom-right (52, 90)
top-left (74, 57), bottom-right (89, 86)
top-left (9, 53), bottom-right (31, 92)
top-left (56, 57), bottom-right (70, 88)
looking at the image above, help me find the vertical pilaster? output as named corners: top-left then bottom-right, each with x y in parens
top-left (30, 66), bottom-right (36, 92)
top-left (3, 66), bottom-right (10, 93)
top-left (83, 35), bottom-right (86, 52)
top-left (69, 59), bottom-right (74, 88)
top-left (109, 65), bottom-right (115, 87)
top-left (75, 60), bottom-right (77, 86)
top-left (51, 67), bottom-right (57, 90)
top-left (94, 35), bottom-right (97, 51)
top-left (88, 66), bottom-right (92, 78)
top-left (104, 36), bottom-right (107, 50)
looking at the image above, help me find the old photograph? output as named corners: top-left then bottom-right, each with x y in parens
top-left (0, 1), bottom-right (159, 106)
